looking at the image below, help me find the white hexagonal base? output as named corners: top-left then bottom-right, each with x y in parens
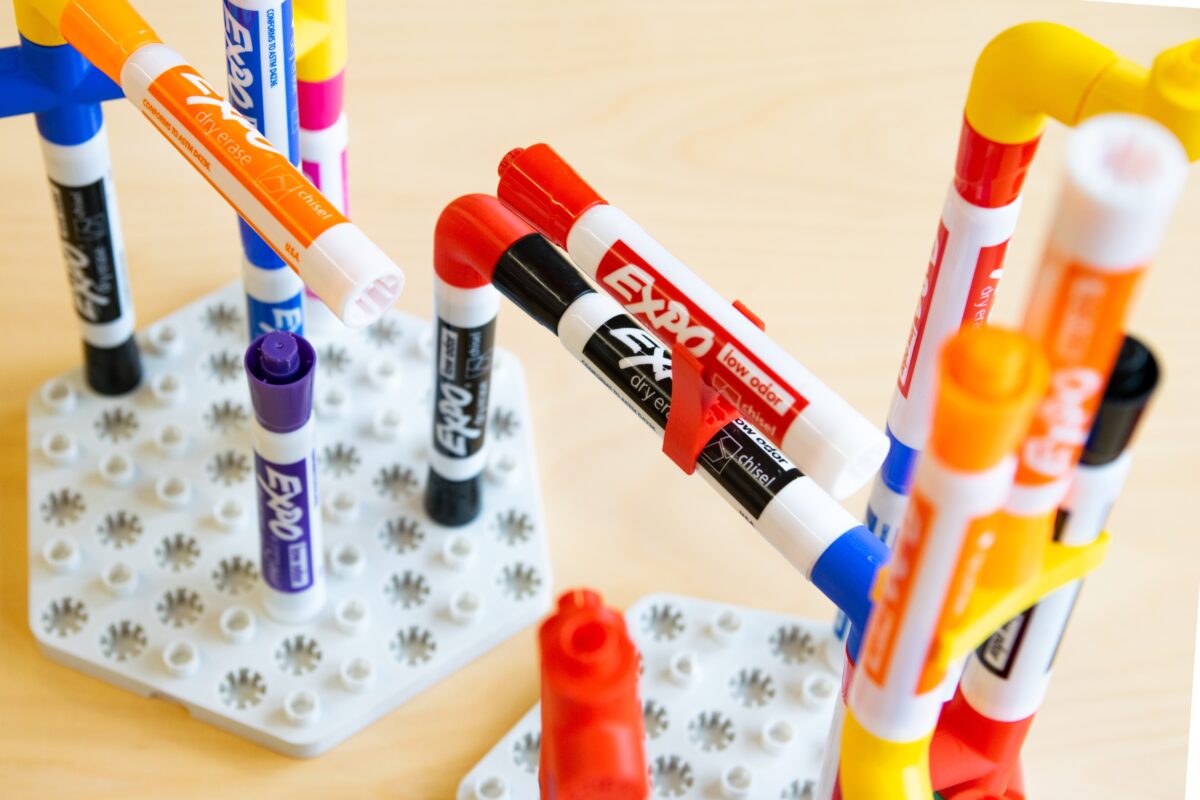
top-left (27, 281), bottom-right (552, 757)
top-left (458, 594), bottom-right (843, 800)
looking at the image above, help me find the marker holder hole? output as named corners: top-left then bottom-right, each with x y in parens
top-left (219, 606), bottom-right (256, 644)
top-left (339, 657), bottom-right (375, 692)
top-left (40, 431), bottom-right (78, 464)
top-left (42, 537), bottom-right (81, 573)
top-left (213, 497), bottom-right (246, 531)
top-left (154, 423), bottom-right (187, 457)
top-left (150, 372), bottom-right (185, 405)
top-left (155, 475), bottom-right (192, 509)
top-left (284, 689), bottom-right (320, 727)
top-left (99, 452), bottom-right (135, 486)
top-left (329, 542), bottom-right (366, 578)
top-left (101, 561), bottom-right (138, 596)
top-left (334, 598), bottom-right (370, 635)
top-left (40, 380), bottom-right (76, 414)
top-left (163, 640), bottom-right (200, 677)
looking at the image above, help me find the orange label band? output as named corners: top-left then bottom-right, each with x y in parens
top-left (862, 494), bottom-right (933, 686)
top-left (145, 65), bottom-right (346, 256)
top-left (1018, 257), bottom-right (1143, 485)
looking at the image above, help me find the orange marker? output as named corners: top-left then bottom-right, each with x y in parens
top-left (842, 326), bottom-right (1047, 799)
top-left (56, 0), bottom-right (404, 326)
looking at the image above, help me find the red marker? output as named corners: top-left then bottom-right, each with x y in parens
top-left (497, 145), bottom-right (887, 499)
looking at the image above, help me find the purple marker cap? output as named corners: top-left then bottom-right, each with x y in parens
top-left (244, 331), bottom-right (317, 433)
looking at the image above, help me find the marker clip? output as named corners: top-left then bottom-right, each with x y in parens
top-left (661, 301), bottom-right (765, 475)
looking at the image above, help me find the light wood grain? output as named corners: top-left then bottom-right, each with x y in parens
top-left (1, 1), bottom-right (1198, 797)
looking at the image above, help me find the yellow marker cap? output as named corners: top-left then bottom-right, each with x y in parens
top-left (13, 0), bottom-right (71, 46)
top-left (930, 326), bottom-right (1048, 473)
top-left (294, 0), bottom-right (347, 82)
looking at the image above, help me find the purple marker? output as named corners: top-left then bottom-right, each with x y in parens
top-left (245, 331), bottom-right (325, 623)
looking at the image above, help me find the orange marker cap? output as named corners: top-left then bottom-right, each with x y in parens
top-left (61, 0), bottom-right (161, 84)
top-left (930, 327), bottom-right (1049, 473)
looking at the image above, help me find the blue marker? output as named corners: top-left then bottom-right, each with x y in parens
top-left (245, 331), bottom-right (324, 623)
top-left (223, 0), bottom-right (305, 338)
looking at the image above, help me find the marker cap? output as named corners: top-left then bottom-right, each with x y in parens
top-left (424, 471), bottom-right (482, 527)
top-left (60, 0), bottom-right (162, 84)
top-left (1052, 113), bottom-right (1188, 270)
top-left (84, 336), bottom-right (142, 396)
top-left (497, 144), bottom-right (606, 248)
top-left (244, 331), bottom-right (316, 433)
top-left (931, 327), bottom-right (1048, 472)
top-left (1081, 335), bottom-right (1159, 466)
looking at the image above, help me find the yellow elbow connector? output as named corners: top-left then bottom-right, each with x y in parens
top-left (13, 0), bottom-right (71, 45)
top-left (965, 22), bottom-right (1200, 160)
top-left (293, 0), bottom-right (347, 82)
top-left (840, 710), bottom-right (933, 800)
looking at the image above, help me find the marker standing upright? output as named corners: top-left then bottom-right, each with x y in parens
top-left (295, 0), bottom-right (348, 215)
top-left (425, 203), bottom-right (501, 526)
top-left (245, 331), bottom-right (325, 623)
top-left (841, 326), bottom-right (1048, 800)
top-left (25, 34), bottom-right (141, 395)
top-left (435, 195), bottom-right (888, 632)
top-left (940, 335), bottom-right (1160, 799)
top-left (222, 0), bottom-right (306, 339)
top-left (497, 144), bottom-right (888, 500)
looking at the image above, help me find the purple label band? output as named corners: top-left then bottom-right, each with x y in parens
top-left (255, 453), bottom-right (316, 593)
top-left (298, 71), bottom-right (344, 130)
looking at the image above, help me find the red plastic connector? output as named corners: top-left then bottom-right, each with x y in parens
top-left (660, 299), bottom-right (764, 474)
top-left (539, 589), bottom-right (649, 800)
top-left (930, 688), bottom-right (1033, 800)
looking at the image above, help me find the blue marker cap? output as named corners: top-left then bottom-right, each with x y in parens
top-left (245, 331), bottom-right (315, 433)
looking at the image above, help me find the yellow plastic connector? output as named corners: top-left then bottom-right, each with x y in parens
top-left (965, 22), bottom-right (1200, 160)
top-left (929, 531), bottom-right (1109, 681)
top-left (840, 710), bottom-right (933, 800)
top-left (293, 0), bottom-right (346, 82)
top-left (13, 0), bottom-right (71, 46)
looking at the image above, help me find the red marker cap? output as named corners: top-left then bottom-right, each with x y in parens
top-left (433, 194), bottom-right (535, 288)
top-left (497, 144), bottom-right (606, 248)
top-left (539, 589), bottom-right (648, 800)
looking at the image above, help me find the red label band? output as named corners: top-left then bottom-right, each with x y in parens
top-left (595, 241), bottom-right (808, 443)
top-left (898, 223), bottom-right (948, 399)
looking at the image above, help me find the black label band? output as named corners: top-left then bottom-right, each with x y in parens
top-left (976, 607), bottom-right (1033, 679)
top-left (492, 234), bottom-right (595, 331)
top-left (581, 313), bottom-right (802, 520)
top-left (432, 317), bottom-right (495, 460)
top-left (50, 177), bottom-right (124, 327)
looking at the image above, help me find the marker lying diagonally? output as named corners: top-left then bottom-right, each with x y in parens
top-left (26, 0), bottom-right (404, 326)
top-left (435, 193), bottom-right (887, 628)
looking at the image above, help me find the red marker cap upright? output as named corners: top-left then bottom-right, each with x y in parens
top-left (497, 144), bottom-right (606, 247)
top-left (539, 589), bottom-right (648, 800)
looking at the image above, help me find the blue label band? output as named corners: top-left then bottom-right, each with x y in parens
top-left (810, 525), bottom-right (890, 660)
top-left (255, 453), bottom-right (316, 593)
top-left (223, 0), bottom-right (299, 164)
top-left (248, 291), bottom-right (304, 338)
top-left (880, 425), bottom-right (920, 495)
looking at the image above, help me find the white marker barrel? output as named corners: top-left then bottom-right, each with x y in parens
top-left (40, 123), bottom-right (142, 395)
top-left (223, 0), bottom-right (307, 337)
top-left (426, 277), bottom-right (501, 526)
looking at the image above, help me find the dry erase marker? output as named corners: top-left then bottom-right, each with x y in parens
top-left (425, 206), bottom-right (501, 526)
top-left (245, 331), bottom-right (325, 623)
top-left (222, 0), bottom-right (307, 338)
top-left (497, 145), bottom-right (887, 500)
top-left (949, 336), bottom-right (1159, 777)
top-left (842, 326), bottom-right (1047, 800)
top-left (864, 128), bottom-right (1028, 550)
top-left (40, 117), bottom-right (141, 395)
top-left (438, 195), bottom-right (888, 618)
top-left (53, 0), bottom-right (403, 326)
top-left (1009, 114), bottom-right (1185, 515)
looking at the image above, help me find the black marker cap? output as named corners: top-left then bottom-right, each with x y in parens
top-left (425, 469), bottom-right (483, 527)
top-left (1081, 335), bottom-right (1160, 467)
top-left (84, 336), bottom-right (143, 396)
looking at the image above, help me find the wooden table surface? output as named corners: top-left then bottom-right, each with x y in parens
top-left (2, 1), bottom-right (1198, 797)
